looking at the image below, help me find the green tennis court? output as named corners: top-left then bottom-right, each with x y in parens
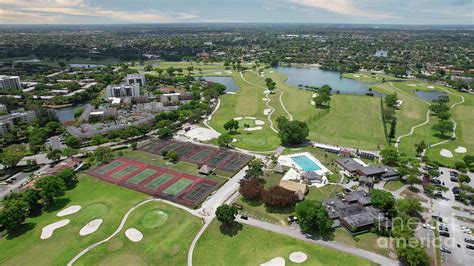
top-left (163, 178), bottom-right (194, 196)
top-left (145, 173), bottom-right (175, 190)
top-left (126, 169), bottom-right (157, 184)
top-left (190, 149), bottom-right (213, 161)
top-left (111, 165), bottom-right (140, 179)
top-left (95, 161), bottom-right (124, 174)
top-left (162, 142), bottom-right (182, 152)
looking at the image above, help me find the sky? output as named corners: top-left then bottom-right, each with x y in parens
top-left (1, 0), bottom-right (473, 25)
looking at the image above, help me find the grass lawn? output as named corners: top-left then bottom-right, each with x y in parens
top-left (305, 184), bottom-right (344, 202)
top-left (343, 72), bottom-right (404, 83)
top-left (383, 180), bottom-right (405, 191)
top-left (333, 228), bottom-right (394, 258)
top-left (209, 71), bottom-right (281, 151)
top-left (193, 220), bottom-right (374, 266)
top-left (76, 200), bottom-right (201, 266)
top-left (400, 188), bottom-right (429, 203)
top-left (0, 175), bottom-right (201, 266)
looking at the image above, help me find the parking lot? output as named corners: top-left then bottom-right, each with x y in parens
top-left (431, 167), bottom-right (474, 266)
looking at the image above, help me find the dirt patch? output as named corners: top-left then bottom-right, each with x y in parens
top-left (167, 243), bottom-right (181, 256)
top-left (107, 238), bottom-right (124, 252)
top-left (98, 253), bottom-right (146, 266)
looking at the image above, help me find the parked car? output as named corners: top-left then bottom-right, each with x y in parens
top-left (455, 195), bottom-right (462, 201)
top-left (434, 190), bottom-right (443, 197)
top-left (432, 215), bottom-right (443, 222)
top-left (240, 215), bottom-right (248, 220)
top-left (441, 246), bottom-right (452, 254)
top-left (450, 171), bottom-right (458, 177)
top-left (465, 238), bottom-right (474, 244)
top-left (432, 178), bottom-right (442, 185)
top-left (466, 245), bottom-right (474, 250)
top-left (452, 187), bottom-right (461, 194)
top-left (450, 176), bottom-right (458, 182)
top-left (440, 231), bottom-right (450, 237)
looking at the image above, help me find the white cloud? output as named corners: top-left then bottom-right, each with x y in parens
top-left (289, 0), bottom-right (402, 20)
top-left (0, 0), bottom-right (198, 24)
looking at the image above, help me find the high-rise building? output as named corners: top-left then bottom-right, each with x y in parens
top-left (105, 84), bottom-right (140, 98)
top-left (0, 75), bottom-right (21, 90)
top-left (0, 111), bottom-right (36, 136)
top-left (126, 74), bottom-right (146, 87)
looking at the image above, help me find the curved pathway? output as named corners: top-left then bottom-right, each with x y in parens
top-left (264, 90), bottom-right (279, 133)
top-left (203, 98), bottom-right (221, 135)
top-left (68, 198), bottom-right (200, 266)
top-left (278, 89), bottom-right (293, 121)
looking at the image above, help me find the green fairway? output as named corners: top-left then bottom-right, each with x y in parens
top-left (144, 173), bottom-right (175, 190)
top-left (193, 221), bottom-right (373, 266)
top-left (343, 72), bottom-right (404, 83)
top-left (163, 178), bottom-right (194, 195)
top-left (0, 175), bottom-right (201, 266)
top-left (95, 160), bottom-right (124, 174)
top-left (111, 165), bottom-right (140, 179)
top-left (126, 169), bottom-right (157, 184)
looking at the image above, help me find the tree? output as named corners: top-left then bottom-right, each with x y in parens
top-left (65, 135), bottom-right (81, 149)
top-left (262, 186), bottom-right (298, 208)
top-left (429, 104), bottom-right (449, 115)
top-left (396, 198), bottom-right (422, 217)
top-left (47, 149), bottom-right (62, 163)
top-left (215, 204), bottom-right (238, 225)
top-left (245, 159), bottom-right (264, 179)
top-left (130, 142), bottom-right (138, 150)
top-left (217, 133), bottom-right (233, 147)
top-left (414, 141), bottom-right (426, 156)
top-left (431, 120), bottom-right (454, 137)
top-left (437, 111), bottom-right (451, 121)
top-left (380, 148), bottom-right (399, 166)
top-left (223, 119), bottom-right (239, 133)
top-left (388, 118), bottom-right (397, 140)
top-left (370, 189), bottom-right (396, 215)
top-left (91, 147), bottom-right (112, 164)
top-left (56, 168), bottom-right (77, 188)
top-left (144, 65), bottom-right (153, 71)
top-left (458, 175), bottom-right (471, 184)
top-left (295, 200), bottom-right (333, 236)
top-left (91, 135), bottom-right (108, 146)
top-left (406, 175), bottom-right (419, 188)
top-left (239, 178), bottom-right (264, 200)
top-left (385, 93), bottom-right (398, 108)
top-left (396, 241), bottom-right (429, 266)
top-left (462, 155), bottom-right (474, 167)
top-left (166, 151), bottom-right (178, 163)
top-left (22, 188), bottom-right (42, 214)
top-left (0, 144), bottom-right (25, 169)
top-left (34, 175), bottom-right (66, 206)
top-left (157, 127), bottom-right (173, 138)
top-left (276, 117), bottom-right (309, 145)
top-left (0, 198), bottom-right (29, 231)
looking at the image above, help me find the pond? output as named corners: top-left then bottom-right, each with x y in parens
top-left (415, 90), bottom-right (447, 101)
top-left (274, 66), bottom-right (382, 96)
top-left (69, 63), bottom-right (106, 68)
top-left (54, 104), bottom-right (89, 123)
top-left (197, 76), bottom-right (239, 92)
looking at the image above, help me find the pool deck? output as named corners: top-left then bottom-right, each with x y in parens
top-left (277, 152), bottom-right (331, 176)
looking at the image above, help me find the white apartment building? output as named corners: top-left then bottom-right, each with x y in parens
top-left (0, 75), bottom-right (21, 90)
top-left (105, 84), bottom-right (140, 98)
top-left (126, 74), bottom-right (146, 87)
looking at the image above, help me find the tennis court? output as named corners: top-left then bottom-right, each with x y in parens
top-left (163, 178), bottom-right (194, 196)
top-left (126, 169), bottom-right (157, 184)
top-left (144, 173), bottom-right (174, 190)
top-left (111, 165), bottom-right (140, 179)
top-left (89, 157), bottom-right (221, 208)
top-left (95, 160), bottom-right (124, 174)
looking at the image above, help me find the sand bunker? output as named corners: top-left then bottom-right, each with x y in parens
top-left (245, 126), bottom-right (263, 131)
top-left (41, 219), bottom-right (70, 239)
top-left (264, 108), bottom-right (272, 115)
top-left (225, 71), bottom-right (233, 74)
top-left (262, 98), bottom-right (268, 101)
top-left (455, 146), bottom-right (467, 153)
top-left (311, 100), bottom-right (315, 106)
top-left (245, 117), bottom-right (257, 120)
top-left (234, 117), bottom-right (243, 121)
top-left (57, 205), bottom-right (81, 217)
top-left (312, 93), bottom-right (317, 98)
top-left (232, 138), bottom-right (238, 143)
top-left (255, 120), bottom-right (265, 126)
top-left (260, 257), bottom-right (285, 266)
top-left (214, 72), bottom-right (222, 75)
top-left (354, 74), bottom-right (360, 77)
top-left (289, 252), bottom-right (308, 263)
top-left (407, 84), bottom-right (417, 87)
top-left (269, 71), bottom-right (274, 74)
top-left (263, 90), bottom-right (270, 94)
top-left (427, 86), bottom-right (434, 89)
top-left (440, 149), bottom-right (453, 158)
top-left (226, 92), bottom-right (236, 95)
top-left (125, 228), bottom-right (143, 242)
top-left (79, 219), bottom-right (103, 236)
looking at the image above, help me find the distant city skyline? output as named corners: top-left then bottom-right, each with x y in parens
top-left (1, 0), bottom-right (473, 25)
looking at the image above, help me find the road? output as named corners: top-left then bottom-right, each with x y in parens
top-left (0, 165), bottom-right (50, 199)
top-left (236, 216), bottom-right (399, 266)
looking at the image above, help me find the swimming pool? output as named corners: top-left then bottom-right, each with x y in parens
top-left (291, 155), bottom-right (322, 172)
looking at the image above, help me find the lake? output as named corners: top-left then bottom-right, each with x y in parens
top-left (54, 104), bottom-right (89, 123)
top-left (415, 90), bottom-right (447, 101)
top-left (274, 66), bottom-right (382, 96)
top-left (198, 76), bottom-right (239, 92)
